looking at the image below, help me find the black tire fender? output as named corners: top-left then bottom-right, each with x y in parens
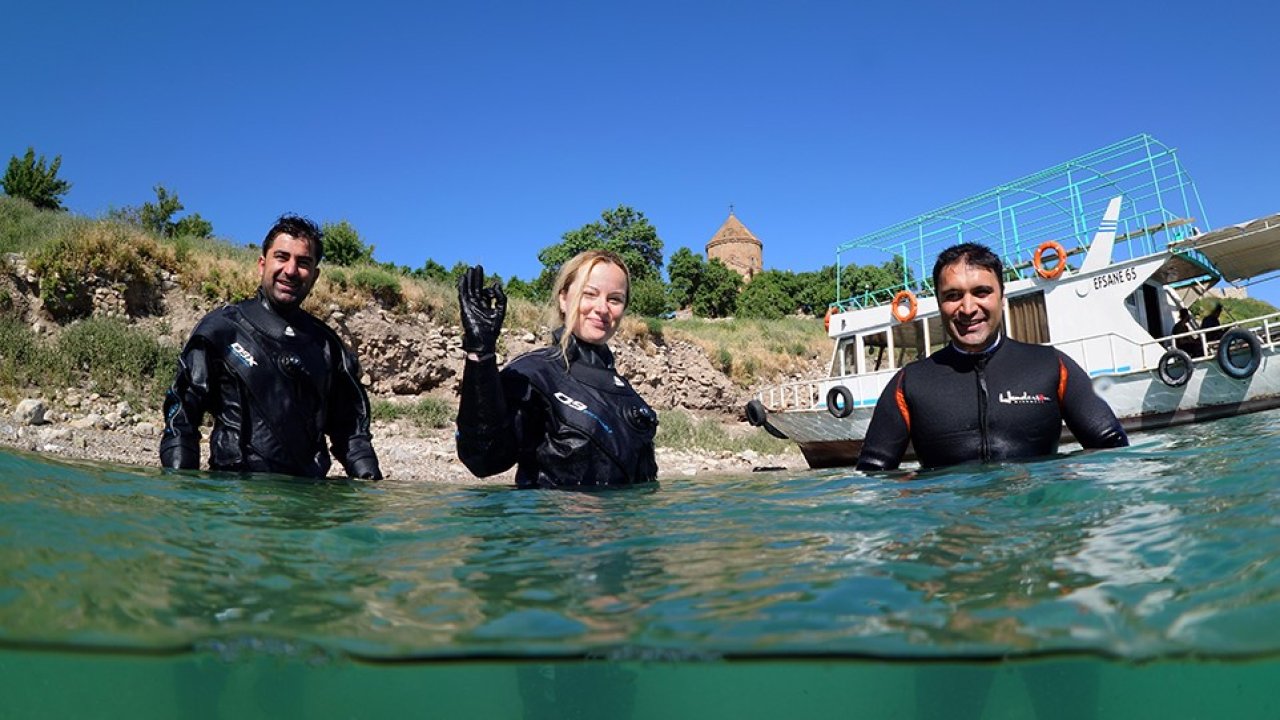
top-left (1217, 327), bottom-right (1262, 379)
top-left (1156, 348), bottom-right (1193, 387)
top-left (745, 399), bottom-right (768, 427)
top-left (826, 385), bottom-right (855, 419)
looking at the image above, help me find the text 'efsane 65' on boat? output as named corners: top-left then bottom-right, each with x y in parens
top-left (746, 134), bottom-right (1280, 469)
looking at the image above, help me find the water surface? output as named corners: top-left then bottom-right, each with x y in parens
top-left (4, 411), bottom-right (1280, 718)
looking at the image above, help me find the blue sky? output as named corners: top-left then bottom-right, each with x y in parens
top-left (5, 0), bottom-right (1278, 300)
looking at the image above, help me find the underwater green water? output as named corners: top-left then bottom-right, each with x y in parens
top-left (4, 411), bottom-right (1280, 718)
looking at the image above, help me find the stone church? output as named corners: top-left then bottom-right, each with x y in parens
top-left (705, 211), bottom-right (762, 281)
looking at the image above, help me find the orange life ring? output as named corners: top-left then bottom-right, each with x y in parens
top-left (891, 290), bottom-right (917, 323)
top-left (1034, 240), bottom-right (1067, 280)
top-left (824, 306), bottom-right (834, 331)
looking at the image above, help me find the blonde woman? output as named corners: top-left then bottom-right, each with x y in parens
top-left (455, 250), bottom-right (658, 488)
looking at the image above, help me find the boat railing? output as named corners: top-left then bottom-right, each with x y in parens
top-left (755, 371), bottom-right (895, 413)
top-left (756, 379), bottom-right (823, 412)
top-left (1146, 311), bottom-right (1280, 363)
top-left (757, 311), bottom-right (1280, 414)
top-left (1051, 310), bottom-right (1280, 376)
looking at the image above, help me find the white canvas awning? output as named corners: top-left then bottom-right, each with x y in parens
top-left (1172, 212), bottom-right (1280, 281)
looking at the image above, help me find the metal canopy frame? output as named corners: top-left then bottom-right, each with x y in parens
top-left (833, 134), bottom-right (1210, 310)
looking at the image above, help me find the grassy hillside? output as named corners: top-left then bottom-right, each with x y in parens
top-left (0, 197), bottom-right (830, 414)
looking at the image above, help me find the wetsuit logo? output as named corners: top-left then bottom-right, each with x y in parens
top-left (554, 391), bottom-right (613, 434)
top-left (998, 390), bottom-right (1051, 405)
top-left (555, 392), bottom-right (587, 412)
top-left (229, 342), bottom-right (258, 368)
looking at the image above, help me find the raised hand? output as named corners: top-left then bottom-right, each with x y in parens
top-left (458, 264), bottom-right (507, 355)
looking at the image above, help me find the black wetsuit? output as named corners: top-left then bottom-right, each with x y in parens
top-left (159, 292), bottom-right (381, 479)
top-left (856, 336), bottom-right (1128, 471)
top-left (456, 333), bottom-right (658, 488)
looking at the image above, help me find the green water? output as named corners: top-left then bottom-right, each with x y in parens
top-left (4, 411), bottom-right (1280, 718)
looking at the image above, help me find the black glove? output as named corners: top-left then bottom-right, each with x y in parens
top-left (349, 456), bottom-right (383, 481)
top-left (458, 264), bottom-right (506, 354)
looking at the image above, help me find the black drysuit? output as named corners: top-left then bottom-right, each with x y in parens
top-left (456, 334), bottom-right (658, 489)
top-left (159, 292), bottom-right (381, 479)
top-left (856, 336), bottom-right (1128, 471)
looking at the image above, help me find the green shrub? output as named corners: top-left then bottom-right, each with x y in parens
top-left (371, 396), bottom-right (454, 429)
top-left (27, 223), bottom-right (175, 320)
top-left (628, 276), bottom-right (670, 317)
top-left (644, 317), bottom-right (664, 338)
top-left (56, 318), bottom-right (176, 401)
top-left (321, 220), bottom-right (375, 266)
top-left (0, 196), bottom-right (86, 254)
top-left (171, 235), bottom-right (193, 264)
top-left (0, 318), bottom-right (58, 390)
top-left (716, 346), bottom-right (733, 375)
top-left (350, 266), bottom-right (403, 308)
top-left (194, 263), bottom-right (256, 304)
top-left (655, 409), bottom-right (793, 455)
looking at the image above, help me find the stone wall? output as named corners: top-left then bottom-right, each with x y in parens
top-left (3, 260), bottom-right (784, 416)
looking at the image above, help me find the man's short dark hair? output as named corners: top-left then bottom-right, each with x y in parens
top-left (263, 214), bottom-right (324, 263)
top-left (932, 242), bottom-right (1004, 293)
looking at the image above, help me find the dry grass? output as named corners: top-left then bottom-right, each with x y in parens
top-left (3, 205), bottom-right (831, 395)
top-left (655, 316), bottom-right (829, 385)
top-left (180, 252), bottom-right (258, 304)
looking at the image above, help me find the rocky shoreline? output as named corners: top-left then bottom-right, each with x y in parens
top-left (1, 395), bottom-right (808, 484)
top-left (1, 263), bottom-right (819, 483)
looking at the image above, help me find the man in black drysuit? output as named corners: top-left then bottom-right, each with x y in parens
top-left (159, 214), bottom-right (381, 480)
top-left (856, 242), bottom-right (1128, 472)
top-left (857, 242), bottom-right (1127, 720)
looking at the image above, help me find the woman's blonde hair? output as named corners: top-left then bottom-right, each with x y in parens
top-left (551, 249), bottom-right (631, 360)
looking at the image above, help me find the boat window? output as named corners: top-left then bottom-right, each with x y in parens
top-left (892, 319), bottom-right (926, 367)
top-left (864, 330), bottom-right (891, 372)
top-left (1139, 284), bottom-right (1164, 338)
top-left (1007, 291), bottom-right (1050, 344)
top-left (831, 337), bottom-right (860, 376)
top-left (928, 315), bottom-right (947, 354)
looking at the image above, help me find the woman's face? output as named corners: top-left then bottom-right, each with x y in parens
top-left (559, 261), bottom-right (628, 345)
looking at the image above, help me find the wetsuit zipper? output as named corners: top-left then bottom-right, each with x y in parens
top-left (975, 354), bottom-right (990, 462)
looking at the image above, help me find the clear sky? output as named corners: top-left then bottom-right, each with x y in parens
top-left (4, 0), bottom-right (1278, 300)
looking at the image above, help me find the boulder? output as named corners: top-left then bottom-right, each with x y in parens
top-left (13, 399), bottom-right (48, 426)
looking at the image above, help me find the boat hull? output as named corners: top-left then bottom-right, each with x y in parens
top-left (765, 348), bottom-right (1280, 469)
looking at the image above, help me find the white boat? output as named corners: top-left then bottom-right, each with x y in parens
top-left (747, 135), bottom-right (1280, 468)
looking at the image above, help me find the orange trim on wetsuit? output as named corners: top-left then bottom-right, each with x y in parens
top-left (855, 338), bottom-right (1128, 471)
top-left (1057, 358), bottom-right (1068, 404)
top-left (895, 374), bottom-right (911, 434)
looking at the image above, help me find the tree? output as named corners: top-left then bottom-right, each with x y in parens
top-left (692, 258), bottom-right (742, 318)
top-left (448, 261), bottom-right (471, 286)
top-left (139, 185), bottom-right (184, 236)
top-left (536, 205), bottom-right (665, 295)
top-left (736, 270), bottom-right (795, 319)
top-left (842, 256), bottom-right (911, 303)
top-left (173, 213), bottom-right (213, 239)
top-left (627, 276), bottom-right (670, 317)
top-left (2, 147), bottom-right (72, 210)
top-left (794, 265), bottom-right (837, 315)
top-left (134, 184), bottom-right (213, 238)
top-left (504, 276), bottom-right (541, 302)
top-left (666, 247), bottom-right (704, 310)
top-left (411, 258), bottom-right (449, 282)
top-left (321, 220), bottom-right (375, 266)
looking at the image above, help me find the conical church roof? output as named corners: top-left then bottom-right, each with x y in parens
top-left (706, 213), bottom-right (762, 251)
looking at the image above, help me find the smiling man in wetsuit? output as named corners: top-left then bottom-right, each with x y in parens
top-left (855, 242), bottom-right (1128, 471)
top-left (160, 214), bottom-right (381, 480)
